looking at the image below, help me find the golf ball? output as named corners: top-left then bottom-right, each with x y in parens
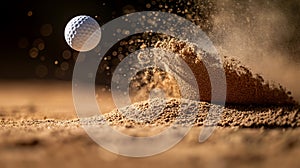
top-left (64, 15), bottom-right (101, 52)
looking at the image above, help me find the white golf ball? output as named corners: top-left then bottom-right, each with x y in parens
top-left (64, 15), bottom-right (101, 52)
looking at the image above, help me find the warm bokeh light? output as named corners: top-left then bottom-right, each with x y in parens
top-left (60, 61), bottom-right (69, 71)
top-left (27, 10), bottom-right (33, 17)
top-left (62, 49), bottom-right (72, 60)
top-left (29, 47), bottom-right (39, 58)
top-left (40, 24), bottom-right (53, 37)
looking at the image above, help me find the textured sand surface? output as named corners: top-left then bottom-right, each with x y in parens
top-left (98, 98), bottom-right (300, 128)
top-left (1, 116), bottom-right (300, 168)
top-left (1, 36), bottom-right (299, 167)
top-left (1, 81), bottom-right (300, 168)
top-left (2, 0), bottom-right (300, 167)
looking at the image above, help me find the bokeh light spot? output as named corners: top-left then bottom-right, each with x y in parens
top-left (40, 24), bottom-right (53, 37)
top-left (27, 11), bottom-right (33, 17)
top-left (146, 3), bottom-right (151, 8)
top-left (62, 49), bottom-right (72, 60)
top-left (29, 47), bottom-right (39, 58)
top-left (33, 38), bottom-right (45, 50)
top-left (122, 5), bottom-right (135, 14)
top-left (38, 43), bottom-right (45, 50)
top-left (60, 61), bottom-right (69, 71)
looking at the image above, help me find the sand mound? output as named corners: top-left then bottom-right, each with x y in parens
top-left (91, 98), bottom-right (300, 128)
top-left (128, 37), bottom-right (296, 106)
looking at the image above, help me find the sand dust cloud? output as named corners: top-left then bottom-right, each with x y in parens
top-left (209, 0), bottom-right (300, 102)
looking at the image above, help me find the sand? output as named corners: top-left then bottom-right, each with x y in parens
top-left (2, 0), bottom-right (299, 167)
top-left (97, 98), bottom-right (300, 128)
top-left (1, 36), bottom-right (300, 168)
top-left (2, 16), bottom-right (299, 167)
top-left (2, 35), bottom-right (300, 167)
top-left (0, 80), bottom-right (300, 168)
top-left (1, 120), bottom-right (300, 168)
top-left (153, 38), bottom-right (295, 105)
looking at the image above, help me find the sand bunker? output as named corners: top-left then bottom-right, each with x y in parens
top-left (93, 36), bottom-right (300, 129)
top-left (94, 35), bottom-right (299, 131)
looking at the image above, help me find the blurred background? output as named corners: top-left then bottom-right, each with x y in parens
top-left (0, 0), bottom-right (215, 79)
top-left (0, 0), bottom-right (299, 99)
top-left (0, 0), bottom-right (128, 79)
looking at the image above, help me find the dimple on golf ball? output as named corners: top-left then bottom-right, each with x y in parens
top-left (64, 15), bottom-right (101, 52)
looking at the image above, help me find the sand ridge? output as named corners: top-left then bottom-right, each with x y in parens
top-left (81, 98), bottom-right (300, 129)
